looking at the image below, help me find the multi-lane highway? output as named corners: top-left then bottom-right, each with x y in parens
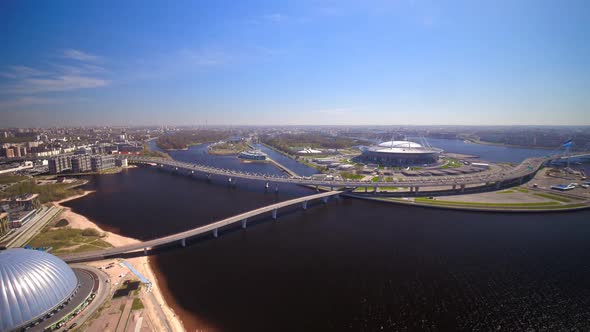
top-left (5, 206), bottom-right (62, 248)
top-left (124, 154), bottom-right (563, 188)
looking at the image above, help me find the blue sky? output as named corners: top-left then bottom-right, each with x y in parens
top-left (1, 0), bottom-right (589, 127)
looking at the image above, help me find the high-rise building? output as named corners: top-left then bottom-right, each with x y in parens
top-left (0, 212), bottom-right (9, 237)
top-left (48, 155), bottom-right (72, 174)
top-left (90, 155), bottom-right (115, 172)
top-left (4, 148), bottom-right (15, 158)
top-left (115, 158), bottom-right (128, 167)
top-left (71, 155), bottom-right (92, 173)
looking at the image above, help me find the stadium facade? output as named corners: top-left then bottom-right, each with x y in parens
top-left (359, 140), bottom-right (442, 166)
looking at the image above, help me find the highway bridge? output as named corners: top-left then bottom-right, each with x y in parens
top-left (60, 190), bottom-right (342, 263)
top-left (121, 153), bottom-right (589, 191)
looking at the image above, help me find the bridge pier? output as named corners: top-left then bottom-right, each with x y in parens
top-left (265, 182), bottom-right (269, 191)
top-left (241, 219), bottom-right (248, 229)
top-left (415, 186), bottom-right (419, 193)
top-left (213, 228), bottom-right (219, 238)
top-left (143, 248), bottom-right (148, 256)
top-left (206, 173), bottom-right (211, 182)
top-left (180, 238), bottom-right (186, 247)
top-left (496, 182), bottom-right (501, 189)
top-left (315, 185), bottom-right (319, 192)
top-left (460, 184), bottom-right (466, 193)
top-left (228, 177), bottom-right (233, 186)
top-left (452, 184), bottom-right (456, 190)
top-left (364, 186), bottom-right (368, 193)
top-left (302, 201), bottom-right (308, 210)
top-left (322, 196), bottom-right (329, 204)
top-left (272, 209), bottom-right (278, 220)
top-left (275, 184), bottom-right (279, 193)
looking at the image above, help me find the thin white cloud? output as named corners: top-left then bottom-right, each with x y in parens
top-left (53, 63), bottom-right (107, 75)
top-left (0, 50), bottom-right (110, 97)
top-left (0, 96), bottom-right (69, 108)
top-left (0, 65), bottom-right (50, 79)
top-left (8, 75), bottom-right (110, 94)
top-left (244, 13), bottom-right (288, 25)
top-left (63, 49), bottom-right (103, 62)
top-left (181, 49), bottom-right (230, 66)
top-left (312, 108), bottom-right (354, 114)
top-left (262, 13), bottom-right (287, 23)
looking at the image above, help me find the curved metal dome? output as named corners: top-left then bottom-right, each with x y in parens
top-left (378, 140), bottom-right (423, 148)
top-left (0, 248), bottom-right (78, 332)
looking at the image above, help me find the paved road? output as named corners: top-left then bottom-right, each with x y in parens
top-left (60, 265), bottom-right (111, 332)
top-left (60, 190), bottom-right (342, 263)
top-left (123, 153), bottom-right (590, 188)
top-left (6, 206), bottom-right (62, 248)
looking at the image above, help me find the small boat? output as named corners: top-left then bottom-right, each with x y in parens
top-left (238, 150), bottom-right (267, 161)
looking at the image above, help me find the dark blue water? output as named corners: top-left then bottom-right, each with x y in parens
top-left (253, 143), bottom-right (319, 177)
top-left (150, 137), bottom-right (558, 171)
top-left (425, 138), bottom-right (556, 163)
top-left (65, 165), bottom-right (590, 332)
top-left (148, 139), bottom-right (319, 177)
top-left (148, 140), bottom-right (284, 176)
top-left (60, 138), bottom-right (590, 331)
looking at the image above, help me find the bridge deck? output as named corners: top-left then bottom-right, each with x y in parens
top-left (124, 153), bottom-right (571, 188)
top-left (60, 190), bottom-right (342, 263)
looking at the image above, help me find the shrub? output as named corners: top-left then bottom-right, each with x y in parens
top-left (55, 219), bottom-right (69, 227)
top-left (81, 228), bottom-right (100, 237)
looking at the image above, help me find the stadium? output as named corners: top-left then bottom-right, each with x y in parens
top-left (0, 248), bottom-right (96, 332)
top-left (358, 140), bottom-right (443, 166)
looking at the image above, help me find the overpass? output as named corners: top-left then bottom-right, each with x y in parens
top-left (59, 190), bottom-right (342, 263)
top-left (122, 154), bottom-right (574, 191)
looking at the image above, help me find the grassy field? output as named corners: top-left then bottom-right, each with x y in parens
top-left (208, 141), bottom-right (250, 155)
top-left (140, 144), bottom-right (171, 159)
top-left (0, 180), bottom-right (84, 203)
top-left (497, 190), bottom-right (515, 194)
top-left (340, 172), bottom-right (364, 180)
top-left (131, 298), bottom-right (144, 311)
top-left (0, 174), bottom-right (28, 185)
top-left (533, 192), bottom-right (573, 203)
top-left (441, 159), bottom-right (462, 169)
top-left (414, 197), bottom-right (560, 207)
top-left (412, 201), bottom-right (587, 210)
top-left (27, 227), bottom-right (112, 254)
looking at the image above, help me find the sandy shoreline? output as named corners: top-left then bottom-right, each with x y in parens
top-left (53, 192), bottom-right (187, 332)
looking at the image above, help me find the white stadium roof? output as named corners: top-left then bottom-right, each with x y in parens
top-left (369, 140), bottom-right (442, 154)
top-left (0, 249), bottom-right (79, 332)
top-left (377, 141), bottom-right (423, 149)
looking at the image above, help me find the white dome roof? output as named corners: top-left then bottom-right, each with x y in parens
top-left (0, 248), bottom-right (78, 331)
top-left (378, 141), bottom-right (423, 148)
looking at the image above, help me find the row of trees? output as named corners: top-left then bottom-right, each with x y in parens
top-left (262, 133), bottom-right (358, 153)
top-left (156, 130), bottom-right (230, 150)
